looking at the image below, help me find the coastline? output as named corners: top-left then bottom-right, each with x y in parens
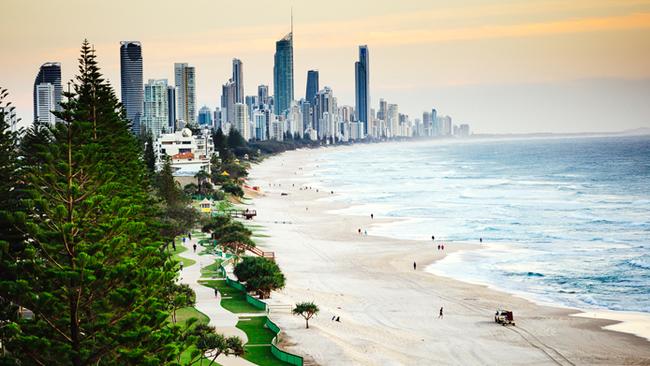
top-left (246, 146), bottom-right (650, 365)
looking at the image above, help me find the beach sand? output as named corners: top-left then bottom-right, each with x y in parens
top-left (245, 148), bottom-right (650, 366)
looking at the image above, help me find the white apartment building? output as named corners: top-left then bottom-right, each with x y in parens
top-left (35, 83), bottom-right (55, 125)
top-left (154, 128), bottom-right (215, 179)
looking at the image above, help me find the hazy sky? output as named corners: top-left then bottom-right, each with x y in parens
top-left (2, 0), bottom-right (650, 133)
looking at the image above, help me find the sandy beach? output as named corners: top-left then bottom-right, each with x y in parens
top-left (245, 147), bottom-right (650, 366)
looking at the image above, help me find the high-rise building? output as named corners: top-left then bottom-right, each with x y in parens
top-left (387, 104), bottom-right (399, 137)
top-left (221, 79), bottom-right (236, 124)
top-left (314, 87), bottom-right (338, 139)
top-left (252, 110), bottom-right (267, 141)
top-left (174, 63), bottom-right (196, 125)
top-left (233, 103), bottom-right (250, 141)
top-left (141, 79), bottom-right (169, 139)
top-left (245, 95), bottom-right (258, 122)
top-left (431, 108), bottom-right (438, 136)
top-left (257, 85), bottom-right (269, 107)
top-left (198, 106), bottom-right (213, 126)
top-left (273, 20), bottom-right (294, 116)
top-left (33, 62), bottom-right (62, 123)
top-left (35, 83), bottom-right (56, 125)
top-left (305, 70), bottom-right (319, 104)
top-left (355, 45), bottom-right (370, 136)
top-left (232, 58), bottom-right (244, 103)
top-left (167, 86), bottom-right (176, 132)
top-left (120, 41), bottom-right (144, 133)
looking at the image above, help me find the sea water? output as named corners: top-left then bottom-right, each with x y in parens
top-left (306, 135), bottom-right (650, 312)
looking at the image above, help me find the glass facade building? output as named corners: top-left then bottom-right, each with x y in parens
top-left (120, 41), bottom-right (144, 134)
top-left (33, 62), bottom-right (62, 123)
top-left (355, 45), bottom-right (369, 136)
top-left (273, 32), bottom-right (294, 116)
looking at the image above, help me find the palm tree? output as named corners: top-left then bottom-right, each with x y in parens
top-left (195, 168), bottom-right (210, 196)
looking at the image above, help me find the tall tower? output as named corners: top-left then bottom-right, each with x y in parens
top-left (120, 41), bottom-right (144, 133)
top-left (305, 70), bottom-right (319, 104)
top-left (33, 62), bottom-right (62, 123)
top-left (141, 79), bottom-right (169, 139)
top-left (167, 85), bottom-right (176, 132)
top-left (355, 45), bottom-right (369, 136)
top-left (273, 12), bottom-right (294, 116)
top-left (221, 79), bottom-right (236, 123)
top-left (174, 63), bottom-right (196, 125)
top-left (232, 58), bottom-right (244, 104)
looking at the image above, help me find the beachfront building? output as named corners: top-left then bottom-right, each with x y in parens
top-left (232, 58), bottom-right (244, 104)
top-left (221, 78), bottom-right (236, 124)
top-left (174, 62), bottom-right (196, 126)
top-left (120, 41), bottom-right (143, 134)
top-left (35, 83), bottom-right (56, 125)
top-left (33, 62), bottom-right (62, 124)
top-left (273, 26), bottom-right (294, 116)
top-left (154, 127), bottom-right (215, 185)
top-left (314, 87), bottom-right (338, 140)
top-left (233, 102), bottom-right (250, 141)
top-left (141, 79), bottom-right (169, 138)
top-left (355, 45), bottom-right (369, 137)
top-left (387, 103), bottom-right (399, 138)
top-left (167, 85), bottom-right (176, 132)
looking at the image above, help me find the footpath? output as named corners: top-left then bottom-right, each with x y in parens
top-left (178, 236), bottom-right (257, 366)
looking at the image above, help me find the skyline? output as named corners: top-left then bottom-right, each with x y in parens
top-left (2, 0), bottom-right (650, 133)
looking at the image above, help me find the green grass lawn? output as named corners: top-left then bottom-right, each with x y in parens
top-left (199, 280), bottom-right (264, 314)
top-left (201, 259), bottom-right (223, 278)
top-left (170, 244), bottom-right (196, 268)
top-left (236, 316), bottom-right (289, 366)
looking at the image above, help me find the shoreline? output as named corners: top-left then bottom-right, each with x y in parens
top-left (245, 147), bottom-right (650, 365)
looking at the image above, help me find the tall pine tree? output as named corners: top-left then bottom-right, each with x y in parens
top-left (0, 41), bottom-right (183, 365)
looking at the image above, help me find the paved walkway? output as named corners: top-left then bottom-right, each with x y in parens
top-left (178, 236), bottom-right (257, 366)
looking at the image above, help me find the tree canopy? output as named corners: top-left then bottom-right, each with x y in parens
top-left (233, 257), bottom-right (285, 299)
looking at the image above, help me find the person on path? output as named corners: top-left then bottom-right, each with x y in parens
top-left (188, 232), bottom-right (192, 240)
top-left (413, 262), bottom-right (417, 270)
top-left (439, 307), bottom-right (444, 319)
top-left (193, 243), bottom-right (197, 253)
top-left (179, 262), bottom-right (183, 271)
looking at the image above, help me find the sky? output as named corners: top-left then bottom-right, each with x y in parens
top-left (2, 0), bottom-right (650, 133)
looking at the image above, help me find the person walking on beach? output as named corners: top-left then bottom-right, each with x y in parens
top-left (413, 261), bottom-right (417, 270)
top-left (439, 307), bottom-right (444, 319)
top-left (480, 237), bottom-right (483, 243)
top-left (437, 244), bottom-right (440, 250)
top-left (432, 235), bottom-right (435, 241)
top-left (371, 213), bottom-right (374, 219)
top-left (441, 244), bottom-right (445, 250)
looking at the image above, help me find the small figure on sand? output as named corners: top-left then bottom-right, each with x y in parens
top-left (371, 213), bottom-right (374, 219)
top-left (441, 244), bottom-right (445, 250)
top-left (439, 307), bottom-right (444, 319)
top-left (336, 316), bottom-right (341, 322)
top-left (432, 235), bottom-right (435, 241)
top-left (193, 243), bottom-right (197, 253)
top-left (437, 244), bottom-right (441, 250)
top-left (413, 262), bottom-right (417, 270)
top-left (358, 228), bottom-right (362, 234)
top-left (364, 230), bottom-right (367, 235)
top-left (480, 237), bottom-right (483, 243)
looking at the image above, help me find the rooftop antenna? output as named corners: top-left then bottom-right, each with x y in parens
top-left (291, 6), bottom-right (293, 35)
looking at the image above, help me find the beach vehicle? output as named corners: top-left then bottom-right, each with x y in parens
top-left (494, 309), bottom-right (515, 326)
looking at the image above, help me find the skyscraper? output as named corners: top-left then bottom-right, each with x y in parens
top-left (198, 106), bottom-right (213, 126)
top-left (257, 85), bottom-right (269, 108)
top-left (305, 70), bottom-right (319, 104)
top-left (141, 79), bottom-right (168, 139)
top-left (167, 85), bottom-right (176, 131)
top-left (221, 79), bottom-right (236, 124)
top-left (120, 41), bottom-right (144, 133)
top-left (33, 62), bottom-right (62, 123)
top-left (35, 83), bottom-right (56, 125)
top-left (174, 63), bottom-right (196, 125)
top-left (273, 18), bottom-right (294, 116)
top-left (355, 45), bottom-right (370, 136)
top-left (232, 58), bottom-right (244, 103)
top-left (233, 103), bottom-right (250, 141)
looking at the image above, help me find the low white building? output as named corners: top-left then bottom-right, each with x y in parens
top-left (154, 128), bottom-right (216, 184)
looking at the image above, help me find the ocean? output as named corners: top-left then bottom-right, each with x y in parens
top-left (306, 135), bottom-right (650, 313)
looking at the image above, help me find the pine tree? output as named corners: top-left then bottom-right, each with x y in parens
top-left (0, 41), bottom-right (182, 365)
top-left (144, 131), bottom-right (156, 175)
